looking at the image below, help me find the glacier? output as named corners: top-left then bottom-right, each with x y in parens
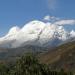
top-left (0, 20), bottom-right (75, 48)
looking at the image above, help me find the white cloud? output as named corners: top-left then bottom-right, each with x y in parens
top-left (43, 15), bottom-right (60, 22)
top-left (43, 15), bottom-right (75, 26)
top-left (54, 20), bottom-right (75, 25)
top-left (43, 15), bottom-right (50, 21)
top-left (46, 0), bottom-right (58, 10)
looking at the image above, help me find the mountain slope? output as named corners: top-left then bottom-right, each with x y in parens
top-left (39, 41), bottom-right (75, 71)
top-left (0, 44), bottom-right (49, 63)
top-left (0, 38), bottom-right (75, 71)
top-left (0, 20), bottom-right (73, 48)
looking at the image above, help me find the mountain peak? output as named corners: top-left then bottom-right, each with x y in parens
top-left (70, 30), bottom-right (75, 37)
top-left (7, 26), bottom-right (20, 36)
top-left (0, 20), bottom-right (74, 48)
top-left (21, 20), bottom-right (46, 32)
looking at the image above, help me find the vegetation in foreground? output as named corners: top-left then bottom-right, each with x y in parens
top-left (0, 53), bottom-right (73, 75)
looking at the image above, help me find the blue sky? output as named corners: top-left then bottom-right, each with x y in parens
top-left (0, 0), bottom-right (75, 36)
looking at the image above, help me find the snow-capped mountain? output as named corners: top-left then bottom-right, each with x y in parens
top-left (0, 20), bottom-right (75, 48)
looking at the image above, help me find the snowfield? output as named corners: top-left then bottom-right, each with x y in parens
top-left (0, 20), bottom-right (75, 48)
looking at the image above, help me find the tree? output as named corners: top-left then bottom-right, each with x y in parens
top-left (0, 64), bottom-right (9, 75)
top-left (0, 53), bottom-right (73, 75)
